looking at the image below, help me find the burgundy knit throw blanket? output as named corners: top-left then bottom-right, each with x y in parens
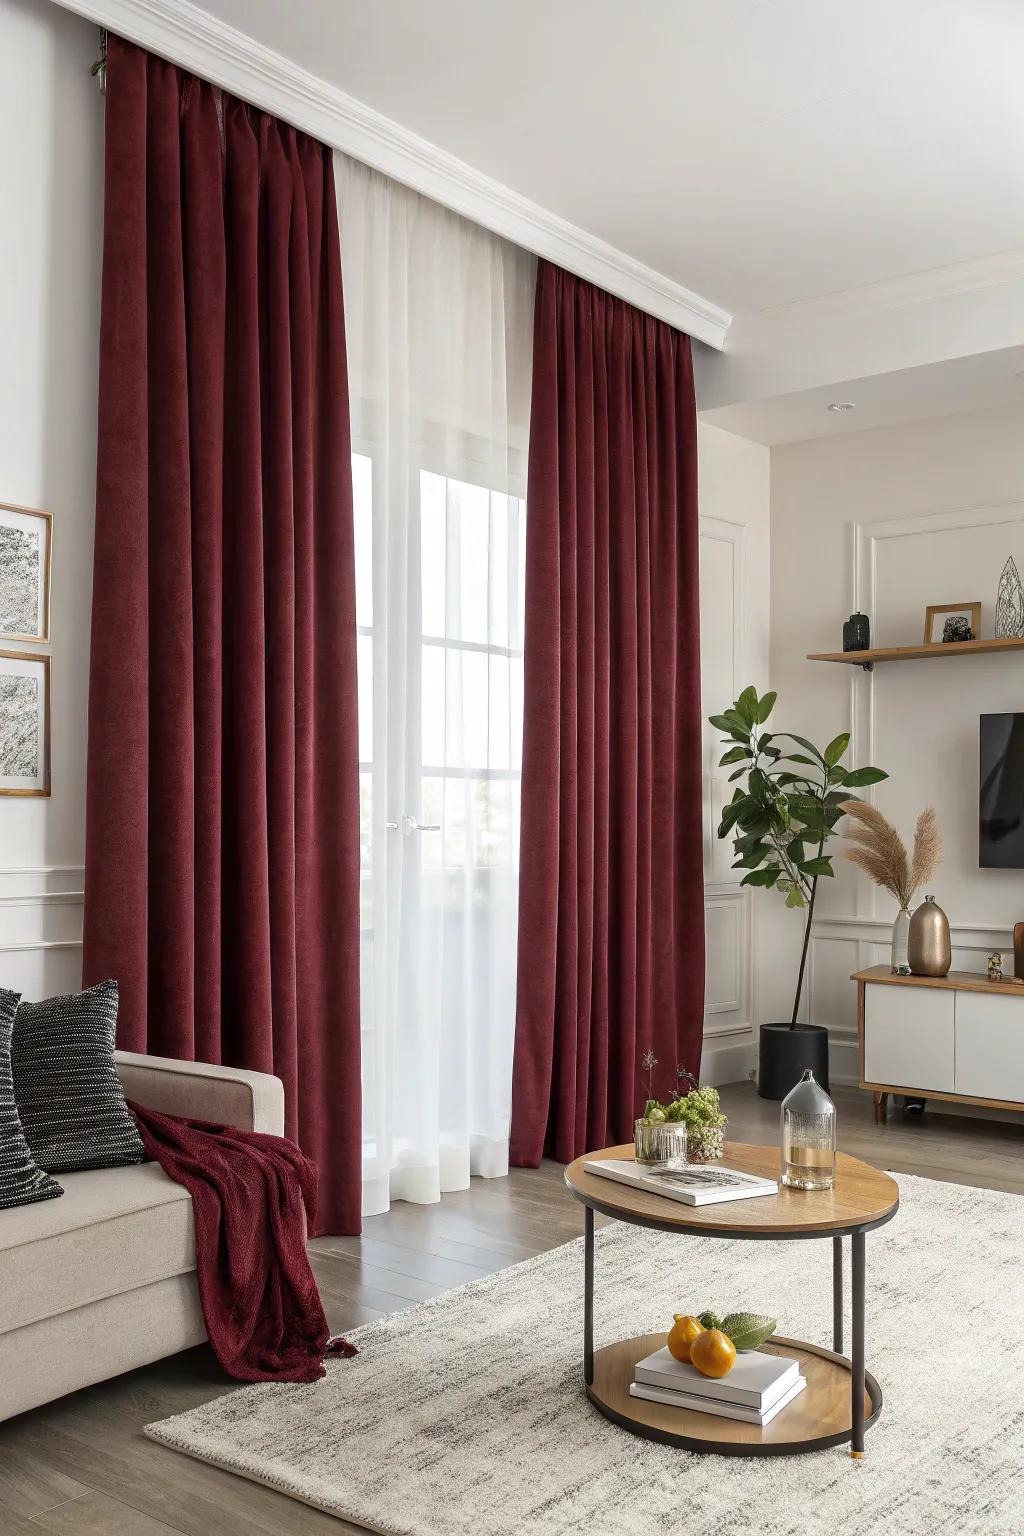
top-left (129, 1101), bottom-right (357, 1382)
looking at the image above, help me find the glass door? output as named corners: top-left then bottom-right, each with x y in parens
top-left (355, 448), bottom-right (525, 1216)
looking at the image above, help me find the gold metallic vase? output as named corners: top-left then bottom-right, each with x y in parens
top-left (908, 894), bottom-right (951, 977)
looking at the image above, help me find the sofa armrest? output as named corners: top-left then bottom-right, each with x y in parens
top-left (114, 1051), bottom-right (285, 1136)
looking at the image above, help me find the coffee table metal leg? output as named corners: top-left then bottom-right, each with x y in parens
top-left (584, 1205), bottom-right (594, 1387)
top-left (832, 1235), bottom-right (843, 1355)
top-left (851, 1231), bottom-right (865, 1456)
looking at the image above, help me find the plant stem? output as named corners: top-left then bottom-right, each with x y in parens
top-left (791, 826), bottom-right (826, 1027)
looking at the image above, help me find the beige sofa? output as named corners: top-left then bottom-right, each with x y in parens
top-left (0, 1049), bottom-right (284, 1422)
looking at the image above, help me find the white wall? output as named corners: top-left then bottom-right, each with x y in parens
top-left (697, 421), bottom-right (771, 1086)
top-left (0, 0), bottom-right (101, 998)
top-left (768, 401), bottom-right (1024, 1083)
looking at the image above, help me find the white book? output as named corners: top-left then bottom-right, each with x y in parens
top-left (583, 1157), bottom-right (778, 1207)
top-left (635, 1345), bottom-right (798, 1409)
top-left (629, 1374), bottom-right (806, 1427)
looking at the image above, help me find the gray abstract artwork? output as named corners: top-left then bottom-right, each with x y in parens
top-left (995, 556), bottom-right (1024, 639)
top-left (0, 676), bottom-right (39, 779)
top-left (0, 525), bottom-right (41, 636)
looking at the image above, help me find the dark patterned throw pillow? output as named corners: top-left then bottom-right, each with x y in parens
top-left (12, 980), bottom-right (144, 1174)
top-left (0, 986), bottom-right (63, 1207)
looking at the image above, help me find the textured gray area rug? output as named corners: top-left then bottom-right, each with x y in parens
top-left (146, 1173), bottom-right (1024, 1536)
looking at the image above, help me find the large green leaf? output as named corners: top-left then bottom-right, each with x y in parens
top-left (775, 733), bottom-right (827, 763)
top-left (721, 1312), bottom-right (777, 1352)
top-left (843, 766), bottom-right (889, 787)
top-left (733, 844), bottom-right (771, 869)
top-left (735, 686), bottom-right (760, 725)
top-left (719, 746), bottom-right (750, 766)
top-left (800, 856), bottom-right (834, 877)
top-left (823, 731), bottom-right (851, 766)
top-left (827, 765), bottom-right (848, 785)
top-left (755, 691), bottom-right (777, 724)
top-left (741, 868), bottom-right (779, 888)
top-left (785, 886), bottom-right (806, 907)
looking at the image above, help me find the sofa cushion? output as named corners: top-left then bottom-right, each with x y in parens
top-left (0, 985), bottom-right (63, 1209)
top-left (12, 980), bottom-right (144, 1174)
top-left (0, 1161), bottom-right (195, 1334)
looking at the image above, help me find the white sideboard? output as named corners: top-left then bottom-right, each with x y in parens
top-left (854, 966), bottom-right (1024, 1123)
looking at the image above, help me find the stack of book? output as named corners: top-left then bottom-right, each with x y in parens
top-left (630, 1345), bottom-right (805, 1427)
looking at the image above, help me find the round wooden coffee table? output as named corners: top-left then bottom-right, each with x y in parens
top-left (564, 1141), bottom-right (899, 1457)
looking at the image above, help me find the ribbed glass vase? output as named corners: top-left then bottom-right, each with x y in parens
top-left (780, 1069), bottom-right (836, 1191)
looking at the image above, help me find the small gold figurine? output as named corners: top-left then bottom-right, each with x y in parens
top-left (988, 951), bottom-right (1004, 982)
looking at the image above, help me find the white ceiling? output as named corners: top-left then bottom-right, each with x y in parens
top-left (701, 344), bottom-right (1024, 446)
top-left (172, 0), bottom-right (1024, 437)
top-left (194, 0), bottom-right (1024, 317)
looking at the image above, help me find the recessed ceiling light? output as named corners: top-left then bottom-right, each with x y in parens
top-left (828, 402), bottom-right (856, 413)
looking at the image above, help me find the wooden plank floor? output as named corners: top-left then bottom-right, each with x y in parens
top-left (1, 1081), bottom-right (1021, 1534)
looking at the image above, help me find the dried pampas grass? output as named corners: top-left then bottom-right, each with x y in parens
top-left (840, 801), bottom-right (941, 910)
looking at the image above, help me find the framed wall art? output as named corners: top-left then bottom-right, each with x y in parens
top-left (923, 600), bottom-right (981, 645)
top-left (0, 502), bottom-right (52, 643)
top-left (0, 650), bottom-right (50, 797)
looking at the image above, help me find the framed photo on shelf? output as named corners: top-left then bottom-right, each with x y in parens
top-left (0, 650), bottom-right (50, 797)
top-left (0, 503), bottom-right (52, 643)
top-left (923, 600), bottom-right (981, 645)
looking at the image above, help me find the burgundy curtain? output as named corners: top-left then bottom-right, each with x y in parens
top-left (83, 36), bottom-right (361, 1235)
top-left (510, 262), bottom-right (704, 1167)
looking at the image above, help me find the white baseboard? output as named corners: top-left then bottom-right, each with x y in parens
top-left (700, 1032), bottom-right (755, 1087)
top-left (827, 1035), bottom-right (861, 1087)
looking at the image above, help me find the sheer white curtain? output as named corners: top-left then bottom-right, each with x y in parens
top-left (336, 153), bottom-right (536, 1217)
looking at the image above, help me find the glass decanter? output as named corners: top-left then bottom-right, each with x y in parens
top-left (780, 1068), bottom-right (836, 1191)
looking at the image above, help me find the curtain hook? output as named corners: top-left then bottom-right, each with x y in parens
top-left (91, 27), bottom-right (108, 95)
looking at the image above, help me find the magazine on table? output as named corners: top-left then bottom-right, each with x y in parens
top-left (583, 1157), bottom-right (778, 1206)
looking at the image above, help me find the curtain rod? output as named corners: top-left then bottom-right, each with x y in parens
top-left (90, 27), bottom-right (107, 94)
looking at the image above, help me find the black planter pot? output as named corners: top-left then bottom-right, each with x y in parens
top-left (756, 1022), bottom-right (830, 1101)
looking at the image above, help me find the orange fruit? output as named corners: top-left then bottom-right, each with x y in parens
top-left (666, 1314), bottom-right (704, 1363)
top-left (690, 1327), bottom-right (737, 1379)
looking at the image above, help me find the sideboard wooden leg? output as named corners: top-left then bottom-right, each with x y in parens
top-left (873, 1091), bottom-right (888, 1126)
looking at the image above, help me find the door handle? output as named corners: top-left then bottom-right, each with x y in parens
top-left (401, 813), bottom-right (440, 834)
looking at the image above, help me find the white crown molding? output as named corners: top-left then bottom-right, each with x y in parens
top-left (755, 246), bottom-right (1024, 326)
top-left (53, 0), bottom-right (731, 349)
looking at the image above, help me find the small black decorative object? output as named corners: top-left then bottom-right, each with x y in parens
top-left (842, 612), bottom-right (870, 652)
top-left (942, 614), bottom-right (974, 643)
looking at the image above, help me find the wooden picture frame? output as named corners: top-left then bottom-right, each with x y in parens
top-left (0, 649), bottom-right (50, 797)
top-left (923, 601), bottom-right (982, 645)
top-left (0, 502), bottom-right (52, 643)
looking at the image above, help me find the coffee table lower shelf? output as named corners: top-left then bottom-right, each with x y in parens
top-left (588, 1333), bottom-right (881, 1457)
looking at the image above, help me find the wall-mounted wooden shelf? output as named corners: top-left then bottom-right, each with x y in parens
top-left (807, 635), bottom-right (1024, 671)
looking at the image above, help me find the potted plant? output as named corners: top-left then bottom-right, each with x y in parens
top-left (710, 686), bottom-right (888, 1099)
top-left (638, 1059), bottom-right (729, 1161)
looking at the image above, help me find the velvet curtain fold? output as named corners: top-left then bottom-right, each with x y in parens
top-left (83, 36), bottom-right (361, 1234)
top-left (510, 262), bottom-right (705, 1167)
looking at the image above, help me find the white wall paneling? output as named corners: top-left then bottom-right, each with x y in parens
top-left (771, 411), bottom-right (1024, 1096)
top-left (0, 0), bottom-right (100, 1006)
top-left (697, 425), bottom-right (771, 1087)
top-left (698, 515), bottom-right (751, 1087)
top-left (0, 865), bottom-right (85, 999)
